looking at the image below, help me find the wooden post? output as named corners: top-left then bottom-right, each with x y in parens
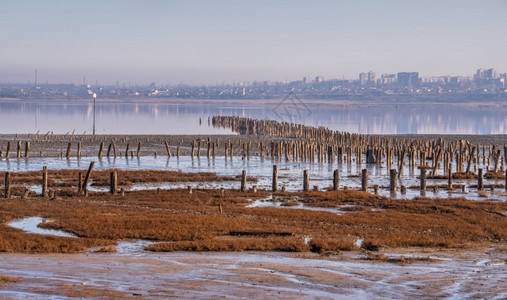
top-left (505, 169), bottom-right (507, 191)
top-left (272, 165), bottom-right (278, 192)
top-left (420, 168), bottom-right (426, 191)
top-left (303, 170), bottom-right (309, 192)
top-left (112, 142), bottom-right (117, 158)
top-left (65, 143), bottom-right (72, 158)
top-left (4, 172), bottom-right (10, 198)
top-left (125, 143), bottom-right (130, 157)
top-left (240, 170), bottom-right (247, 192)
top-left (374, 185), bottom-right (380, 195)
top-left (389, 169), bottom-right (397, 192)
top-left (77, 142), bottom-right (82, 159)
top-left (78, 172), bottom-right (82, 194)
top-left (107, 143), bottom-right (112, 157)
top-left (333, 169), bottom-right (339, 191)
top-left (401, 185), bottom-right (407, 194)
top-left (165, 141), bottom-right (171, 157)
top-left (478, 168), bottom-right (484, 191)
top-left (82, 161), bottom-right (95, 191)
top-left (42, 166), bottom-right (48, 197)
top-left (98, 142), bottom-right (104, 158)
top-left (361, 169), bottom-right (368, 191)
top-left (136, 142), bottom-right (141, 158)
top-left (448, 165), bottom-right (453, 190)
top-left (16, 140), bottom-right (21, 158)
top-left (24, 141), bottom-right (30, 158)
top-left (6, 141), bottom-right (11, 158)
top-left (110, 171), bottom-right (117, 195)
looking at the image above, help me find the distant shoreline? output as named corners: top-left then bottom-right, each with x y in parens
top-left (1, 97), bottom-right (506, 110)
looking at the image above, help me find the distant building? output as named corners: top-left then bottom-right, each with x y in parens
top-left (475, 68), bottom-right (498, 80)
top-left (381, 74), bottom-right (397, 85)
top-left (397, 72), bottom-right (419, 88)
top-left (315, 76), bottom-right (324, 84)
top-left (359, 73), bottom-right (368, 86)
top-left (367, 71), bottom-right (376, 85)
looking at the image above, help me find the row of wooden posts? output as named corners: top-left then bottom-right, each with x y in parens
top-left (0, 141), bottom-right (30, 158)
top-left (212, 116), bottom-right (507, 175)
top-left (216, 165), bottom-right (507, 194)
top-left (3, 163), bottom-right (506, 199)
top-left (2, 136), bottom-right (505, 181)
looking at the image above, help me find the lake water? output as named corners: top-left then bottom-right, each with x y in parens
top-left (0, 100), bottom-right (506, 134)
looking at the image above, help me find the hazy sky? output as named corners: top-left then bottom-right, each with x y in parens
top-left (1, 0), bottom-right (506, 85)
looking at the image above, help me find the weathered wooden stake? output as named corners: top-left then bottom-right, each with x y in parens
top-left (42, 166), bottom-right (48, 197)
top-left (98, 142), bottom-right (104, 158)
top-left (389, 169), bottom-right (397, 192)
top-left (361, 169), bottom-right (368, 191)
top-left (478, 168), bottom-right (484, 191)
top-left (303, 170), bottom-right (309, 192)
top-left (374, 185), bottom-right (380, 195)
top-left (136, 142), bottom-right (141, 158)
top-left (240, 170), bottom-right (247, 192)
top-left (272, 165), bottom-right (278, 192)
top-left (24, 141), bottom-right (30, 158)
top-left (165, 141), bottom-right (171, 157)
top-left (78, 172), bottom-right (83, 194)
top-left (16, 140), bottom-right (21, 158)
top-left (112, 142), bottom-right (117, 158)
top-left (6, 141), bottom-right (11, 158)
top-left (65, 143), bottom-right (72, 158)
top-left (401, 185), bottom-right (407, 194)
top-left (82, 161), bottom-right (95, 190)
top-left (110, 171), bottom-right (117, 195)
top-left (333, 169), bottom-right (339, 191)
top-left (420, 169), bottom-right (426, 191)
top-left (448, 165), bottom-right (453, 190)
top-left (77, 142), bottom-right (82, 159)
top-left (4, 172), bottom-right (10, 198)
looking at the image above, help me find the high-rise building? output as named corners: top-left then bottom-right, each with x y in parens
top-left (381, 74), bottom-right (397, 85)
top-left (367, 71), bottom-right (376, 85)
top-left (397, 72), bottom-right (419, 88)
top-left (475, 68), bottom-right (497, 80)
top-left (315, 76), bottom-right (324, 84)
top-left (359, 73), bottom-right (368, 86)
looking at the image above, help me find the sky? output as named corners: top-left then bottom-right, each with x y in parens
top-left (1, 0), bottom-right (506, 85)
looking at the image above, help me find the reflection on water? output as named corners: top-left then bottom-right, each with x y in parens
top-left (3, 156), bottom-right (505, 201)
top-left (0, 100), bottom-right (505, 134)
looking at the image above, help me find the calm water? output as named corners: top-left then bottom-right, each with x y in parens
top-left (0, 100), bottom-right (505, 134)
top-left (3, 155), bottom-right (505, 200)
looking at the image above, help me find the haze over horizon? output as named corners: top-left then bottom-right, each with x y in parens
top-left (1, 0), bottom-right (506, 85)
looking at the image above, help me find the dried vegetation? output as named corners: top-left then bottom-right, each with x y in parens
top-left (0, 170), bottom-right (505, 254)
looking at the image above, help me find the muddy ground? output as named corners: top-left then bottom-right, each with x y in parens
top-left (1, 133), bottom-right (506, 158)
top-left (1, 247), bottom-right (505, 299)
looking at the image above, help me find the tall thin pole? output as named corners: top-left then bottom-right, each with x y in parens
top-left (92, 93), bottom-right (96, 136)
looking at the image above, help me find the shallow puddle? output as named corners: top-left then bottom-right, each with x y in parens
top-left (7, 217), bottom-right (77, 238)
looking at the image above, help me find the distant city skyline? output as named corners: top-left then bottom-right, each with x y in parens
top-left (1, 1), bottom-right (506, 85)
